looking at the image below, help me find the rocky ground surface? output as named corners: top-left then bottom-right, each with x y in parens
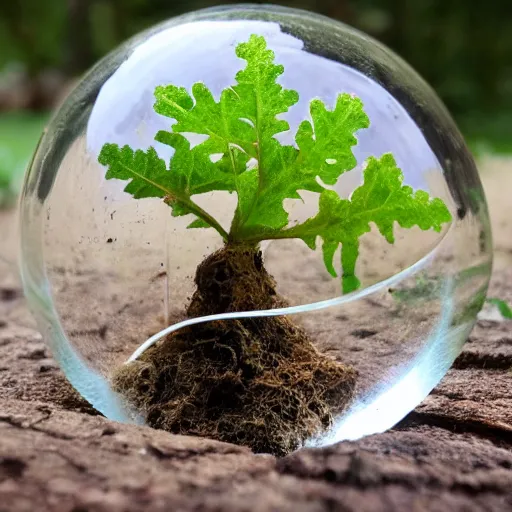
top-left (0, 156), bottom-right (511, 511)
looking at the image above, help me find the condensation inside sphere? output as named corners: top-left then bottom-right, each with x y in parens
top-left (20, 5), bottom-right (492, 449)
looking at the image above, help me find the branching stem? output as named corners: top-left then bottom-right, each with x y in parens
top-left (165, 196), bottom-right (229, 242)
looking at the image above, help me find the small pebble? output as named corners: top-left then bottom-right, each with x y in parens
top-left (39, 360), bottom-right (58, 372)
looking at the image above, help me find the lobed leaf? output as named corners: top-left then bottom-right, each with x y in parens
top-left (287, 154), bottom-right (452, 293)
top-left (97, 138), bottom-right (234, 238)
top-left (235, 93), bottom-right (370, 235)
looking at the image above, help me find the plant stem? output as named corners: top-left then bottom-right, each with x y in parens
top-left (111, 158), bottom-right (229, 242)
top-left (165, 196), bottom-right (229, 242)
top-left (235, 223), bottom-right (314, 245)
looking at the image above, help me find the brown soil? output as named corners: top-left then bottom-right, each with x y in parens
top-left (112, 245), bottom-right (356, 456)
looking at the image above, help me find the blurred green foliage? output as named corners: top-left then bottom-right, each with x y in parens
top-left (2, 0), bottom-right (512, 119)
top-left (0, 113), bottom-right (46, 203)
top-left (1, 0), bottom-right (512, 158)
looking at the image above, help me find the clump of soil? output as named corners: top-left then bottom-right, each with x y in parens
top-left (112, 245), bottom-right (357, 456)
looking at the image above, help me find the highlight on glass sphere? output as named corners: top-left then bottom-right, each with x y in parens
top-left (19, 4), bottom-right (492, 456)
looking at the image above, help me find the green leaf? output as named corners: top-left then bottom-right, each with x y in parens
top-left (153, 34), bottom-right (303, 234)
top-left (187, 218), bottom-right (211, 229)
top-left (154, 82), bottom-right (253, 158)
top-left (233, 34), bottom-right (300, 140)
top-left (286, 154), bottom-right (452, 293)
top-left (486, 298), bottom-right (512, 319)
top-left (154, 35), bottom-right (298, 151)
top-left (97, 141), bottom-right (230, 239)
top-left (235, 94), bottom-right (370, 235)
top-left (154, 131), bottom-right (241, 195)
top-left (98, 143), bottom-right (169, 199)
top-left (295, 94), bottom-right (370, 186)
top-left (236, 140), bottom-right (310, 233)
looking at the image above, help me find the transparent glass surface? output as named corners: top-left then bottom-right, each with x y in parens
top-left (19, 5), bottom-right (492, 450)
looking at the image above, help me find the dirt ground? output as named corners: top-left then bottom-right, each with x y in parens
top-left (0, 156), bottom-right (511, 511)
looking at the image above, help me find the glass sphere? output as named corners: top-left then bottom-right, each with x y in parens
top-left (19, 4), bottom-right (492, 454)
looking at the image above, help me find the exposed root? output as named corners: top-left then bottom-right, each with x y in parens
top-left (112, 245), bottom-right (356, 456)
